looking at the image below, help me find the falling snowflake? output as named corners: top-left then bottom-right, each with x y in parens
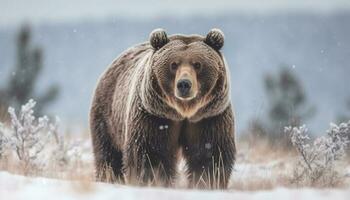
top-left (205, 143), bottom-right (212, 149)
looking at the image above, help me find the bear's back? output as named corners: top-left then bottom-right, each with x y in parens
top-left (90, 43), bottom-right (153, 148)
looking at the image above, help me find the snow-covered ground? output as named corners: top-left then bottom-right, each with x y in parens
top-left (1, 171), bottom-right (350, 200)
top-left (1, 107), bottom-right (349, 199)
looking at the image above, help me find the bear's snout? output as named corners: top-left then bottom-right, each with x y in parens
top-left (176, 79), bottom-right (192, 97)
top-left (174, 64), bottom-right (198, 101)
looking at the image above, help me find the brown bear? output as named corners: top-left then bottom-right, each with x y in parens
top-left (89, 28), bottom-right (236, 189)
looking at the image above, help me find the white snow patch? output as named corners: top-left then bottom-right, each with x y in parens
top-left (205, 143), bottom-right (212, 149)
top-left (159, 125), bottom-right (169, 130)
top-left (1, 171), bottom-right (350, 200)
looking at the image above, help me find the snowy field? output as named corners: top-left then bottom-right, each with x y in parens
top-left (1, 138), bottom-right (350, 200)
top-left (1, 140), bottom-right (350, 200)
top-left (1, 171), bottom-right (350, 200)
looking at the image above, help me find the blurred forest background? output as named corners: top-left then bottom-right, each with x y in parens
top-left (0, 0), bottom-right (349, 141)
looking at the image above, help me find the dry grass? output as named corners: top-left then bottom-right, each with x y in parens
top-left (243, 134), bottom-right (350, 189)
top-left (0, 105), bottom-right (9, 124)
top-left (228, 138), bottom-right (293, 191)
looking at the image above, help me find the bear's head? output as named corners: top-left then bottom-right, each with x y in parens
top-left (145, 28), bottom-right (230, 121)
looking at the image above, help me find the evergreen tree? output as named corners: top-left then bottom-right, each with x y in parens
top-left (263, 66), bottom-right (315, 144)
top-left (0, 24), bottom-right (59, 118)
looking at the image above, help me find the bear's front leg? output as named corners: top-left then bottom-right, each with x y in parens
top-left (123, 110), bottom-right (179, 187)
top-left (182, 106), bottom-right (236, 189)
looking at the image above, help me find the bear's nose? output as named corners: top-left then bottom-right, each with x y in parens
top-left (177, 79), bottom-right (192, 97)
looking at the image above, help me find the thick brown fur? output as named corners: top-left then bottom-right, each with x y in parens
top-left (90, 29), bottom-right (236, 189)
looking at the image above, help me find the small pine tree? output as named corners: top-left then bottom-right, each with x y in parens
top-left (263, 66), bottom-right (315, 145)
top-left (0, 24), bottom-right (59, 118)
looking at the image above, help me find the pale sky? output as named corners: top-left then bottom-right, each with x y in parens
top-left (0, 0), bottom-right (350, 26)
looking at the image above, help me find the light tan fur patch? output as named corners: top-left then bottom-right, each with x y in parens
top-left (165, 96), bottom-right (209, 118)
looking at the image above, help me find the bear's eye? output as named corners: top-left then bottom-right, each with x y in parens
top-left (193, 62), bottom-right (202, 71)
top-left (170, 62), bottom-right (178, 71)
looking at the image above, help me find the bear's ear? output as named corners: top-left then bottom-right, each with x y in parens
top-left (149, 28), bottom-right (169, 50)
top-left (204, 28), bottom-right (225, 51)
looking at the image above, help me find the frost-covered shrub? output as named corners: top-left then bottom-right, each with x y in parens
top-left (0, 123), bottom-right (8, 159)
top-left (286, 121), bottom-right (350, 187)
top-left (51, 120), bottom-right (82, 168)
top-left (327, 122), bottom-right (350, 155)
top-left (0, 99), bottom-right (81, 175)
top-left (6, 99), bottom-right (54, 173)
